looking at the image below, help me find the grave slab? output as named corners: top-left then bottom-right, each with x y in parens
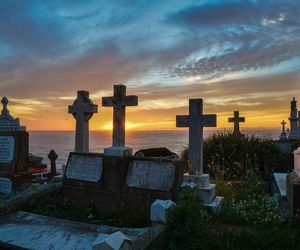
top-left (104, 147), bottom-right (133, 157)
top-left (0, 211), bottom-right (149, 250)
top-left (150, 199), bottom-right (176, 224)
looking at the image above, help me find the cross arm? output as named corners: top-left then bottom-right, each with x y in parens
top-left (123, 95), bottom-right (138, 106)
top-left (176, 115), bottom-right (189, 127)
top-left (102, 97), bottom-right (113, 107)
top-left (200, 114), bottom-right (217, 127)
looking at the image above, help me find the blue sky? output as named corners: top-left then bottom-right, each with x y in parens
top-left (0, 0), bottom-right (299, 129)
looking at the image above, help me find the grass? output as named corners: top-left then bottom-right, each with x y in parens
top-left (21, 191), bottom-right (150, 228)
top-left (151, 176), bottom-right (300, 250)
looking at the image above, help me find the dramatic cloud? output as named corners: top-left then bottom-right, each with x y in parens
top-left (0, 0), bottom-right (299, 130)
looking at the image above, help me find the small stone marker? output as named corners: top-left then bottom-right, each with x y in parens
top-left (279, 120), bottom-right (287, 140)
top-left (126, 160), bottom-right (175, 191)
top-left (288, 97), bottom-right (299, 140)
top-left (150, 199), bottom-right (176, 224)
top-left (228, 111), bottom-right (245, 136)
top-left (65, 154), bottom-right (103, 182)
top-left (0, 177), bottom-right (12, 194)
top-left (48, 150), bottom-right (58, 180)
top-left (68, 91), bottom-right (98, 152)
top-left (176, 99), bottom-right (216, 174)
top-left (93, 231), bottom-right (131, 250)
top-left (102, 84), bottom-right (138, 156)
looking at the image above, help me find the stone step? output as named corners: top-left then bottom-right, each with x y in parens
top-left (197, 184), bottom-right (216, 204)
top-left (203, 196), bottom-right (224, 211)
top-left (182, 174), bottom-right (210, 188)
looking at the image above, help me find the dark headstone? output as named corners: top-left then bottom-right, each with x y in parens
top-left (134, 147), bottom-right (178, 158)
top-left (286, 171), bottom-right (300, 216)
top-left (62, 152), bottom-right (185, 213)
top-left (47, 150), bottom-right (58, 181)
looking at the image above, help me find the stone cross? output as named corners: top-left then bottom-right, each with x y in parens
top-left (228, 111), bottom-right (245, 136)
top-left (281, 120), bottom-right (286, 132)
top-left (176, 99), bottom-right (216, 174)
top-left (68, 91), bottom-right (98, 152)
top-left (102, 84), bottom-right (138, 147)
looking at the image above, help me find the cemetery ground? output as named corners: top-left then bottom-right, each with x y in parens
top-left (1, 132), bottom-right (299, 249)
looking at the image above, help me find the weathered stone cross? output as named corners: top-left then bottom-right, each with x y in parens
top-left (228, 111), bottom-right (245, 136)
top-left (281, 120), bottom-right (286, 132)
top-left (102, 84), bottom-right (138, 148)
top-left (68, 91), bottom-right (98, 152)
top-left (176, 99), bottom-right (216, 174)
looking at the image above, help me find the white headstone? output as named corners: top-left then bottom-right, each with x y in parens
top-left (0, 136), bottom-right (15, 163)
top-left (150, 199), bottom-right (176, 224)
top-left (0, 177), bottom-right (12, 194)
top-left (65, 154), bottom-right (103, 182)
top-left (126, 160), bottom-right (175, 191)
top-left (294, 147), bottom-right (300, 177)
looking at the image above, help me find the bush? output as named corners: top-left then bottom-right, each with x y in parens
top-left (181, 132), bottom-right (286, 180)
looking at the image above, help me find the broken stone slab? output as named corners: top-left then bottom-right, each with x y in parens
top-left (104, 147), bottom-right (133, 156)
top-left (93, 231), bottom-right (131, 250)
top-left (271, 173), bottom-right (287, 198)
top-left (203, 196), bottom-right (224, 212)
top-left (150, 199), bottom-right (176, 224)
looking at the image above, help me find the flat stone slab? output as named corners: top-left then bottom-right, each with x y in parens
top-left (66, 153), bottom-right (103, 182)
top-left (0, 211), bottom-right (149, 250)
top-left (126, 160), bottom-right (175, 191)
top-left (273, 173), bottom-right (287, 197)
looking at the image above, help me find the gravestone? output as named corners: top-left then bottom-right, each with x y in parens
top-left (0, 97), bottom-right (31, 193)
top-left (63, 152), bottom-right (184, 213)
top-left (286, 147), bottom-right (300, 216)
top-left (228, 111), bottom-right (245, 136)
top-left (102, 84), bottom-right (138, 156)
top-left (279, 120), bottom-right (287, 141)
top-left (68, 91), bottom-right (98, 152)
top-left (176, 99), bottom-right (216, 174)
top-left (288, 97), bottom-right (299, 140)
top-left (176, 99), bottom-right (223, 209)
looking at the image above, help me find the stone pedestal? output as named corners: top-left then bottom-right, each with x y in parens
top-left (104, 147), bottom-right (133, 156)
top-left (286, 171), bottom-right (300, 216)
top-left (182, 173), bottom-right (223, 210)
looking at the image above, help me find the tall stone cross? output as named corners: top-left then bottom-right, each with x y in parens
top-left (228, 111), bottom-right (245, 136)
top-left (68, 91), bottom-right (98, 152)
top-left (176, 99), bottom-right (216, 174)
top-left (102, 84), bottom-right (138, 148)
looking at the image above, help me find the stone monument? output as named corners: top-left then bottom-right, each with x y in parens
top-left (288, 97), bottom-right (299, 140)
top-left (228, 111), bottom-right (245, 136)
top-left (176, 99), bottom-right (223, 209)
top-left (286, 147), bottom-right (300, 216)
top-left (176, 99), bottom-right (216, 174)
top-left (279, 120), bottom-right (287, 141)
top-left (0, 97), bottom-right (31, 193)
top-left (68, 91), bottom-right (98, 152)
top-left (102, 84), bottom-right (138, 156)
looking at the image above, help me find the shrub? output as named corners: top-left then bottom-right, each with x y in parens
top-left (181, 132), bottom-right (285, 180)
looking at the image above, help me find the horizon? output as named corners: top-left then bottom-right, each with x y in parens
top-left (0, 0), bottom-right (299, 130)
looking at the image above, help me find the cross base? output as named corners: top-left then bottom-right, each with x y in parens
top-left (104, 146), bottom-right (133, 156)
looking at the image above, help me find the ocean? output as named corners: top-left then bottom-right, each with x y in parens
top-left (29, 129), bottom-right (281, 171)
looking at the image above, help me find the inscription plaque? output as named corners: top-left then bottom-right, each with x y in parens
top-left (294, 147), bottom-right (300, 177)
top-left (126, 160), bottom-right (175, 191)
top-left (66, 154), bottom-right (103, 182)
top-left (0, 136), bottom-right (15, 163)
top-left (0, 177), bottom-right (12, 194)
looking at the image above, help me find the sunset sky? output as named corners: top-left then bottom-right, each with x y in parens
top-left (0, 0), bottom-right (299, 130)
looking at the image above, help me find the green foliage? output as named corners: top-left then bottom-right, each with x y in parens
top-left (152, 177), bottom-right (300, 250)
top-left (181, 132), bottom-right (287, 180)
top-left (21, 192), bottom-right (149, 228)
